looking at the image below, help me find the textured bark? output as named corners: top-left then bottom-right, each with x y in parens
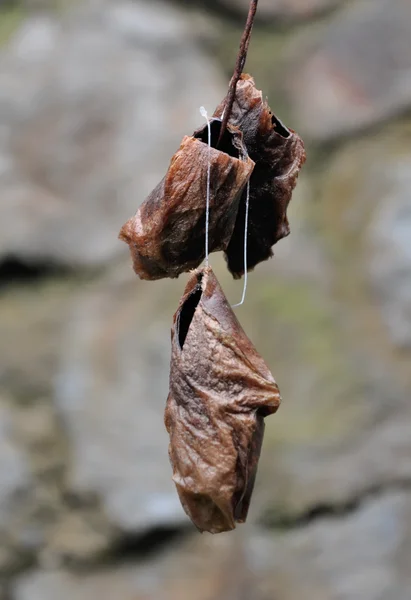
top-left (119, 122), bottom-right (254, 280)
top-left (165, 267), bottom-right (281, 533)
top-left (214, 74), bottom-right (306, 278)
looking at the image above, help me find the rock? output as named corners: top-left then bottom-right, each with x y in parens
top-left (0, 1), bottom-right (225, 268)
top-left (13, 530), bottom-right (260, 600)
top-left (317, 123), bottom-right (411, 353)
top-left (13, 491), bottom-right (411, 599)
top-left (217, 0), bottom-right (344, 21)
top-left (0, 401), bottom-right (31, 530)
top-left (286, 0), bottom-right (411, 141)
top-left (14, 565), bottom-right (156, 600)
top-left (244, 272), bottom-right (411, 518)
top-left (42, 511), bottom-right (115, 567)
top-left (367, 163), bottom-right (411, 349)
top-left (54, 271), bottom-right (188, 533)
top-left (0, 280), bottom-right (76, 397)
top-left (264, 175), bottom-right (331, 287)
top-left (252, 491), bottom-right (411, 600)
top-left (0, 279), bottom-right (118, 568)
top-left (251, 123), bottom-right (411, 520)
top-left (0, 397), bottom-right (33, 574)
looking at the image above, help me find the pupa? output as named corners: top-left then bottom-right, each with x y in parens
top-left (165, 266), bottom-right (281, 533)
top-left (119, 120), bottom-right (254, 280)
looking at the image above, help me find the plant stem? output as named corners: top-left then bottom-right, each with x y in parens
top-left (217, 0), bottom-right (259, 145)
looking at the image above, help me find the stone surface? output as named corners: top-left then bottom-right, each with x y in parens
top-left (13, 491), bottom-right (411, 600)
top-left (0, 401), bottom-right (31, 530)
top-left (0, 280), bottom-right (116, 569)
top-left (13, 529), bottom-right (263, 600)
top-left (246, 129), bottom-right (411, 519)
top-left (0, 280), bottom-right (75, 398)
top-left (253, 491), bottom-right (411, 600)
top-left (286, 0), bottom-right (411, 140)
top-left (54, 270), bottom-right (187, 533)
top-left (247, 123), bottom-right (411, 520)
top-left (318, 123), bottom-right (411, 355)
top-left (0, 397), bottom-right (33, 574)
top-left (367, 164), bottom-right (411, 350)
top-left (0, 0), bottom-right (224, 268)
top-left (243, 274), bottom-right (411, 519)
top-left (14, 565), bottom-right (158, 600)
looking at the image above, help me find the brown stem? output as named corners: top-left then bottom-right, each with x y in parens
top-left (217, 0), bottom-right (259, 146)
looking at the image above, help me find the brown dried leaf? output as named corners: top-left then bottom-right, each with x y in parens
top-left (165, 266), bottom-right (281, 533)
top-left (214, 74), bottom-right (306, 278)
top-left (119, 122), bottom-right (254, 280)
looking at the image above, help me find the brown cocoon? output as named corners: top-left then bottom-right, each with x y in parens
top-left (165, 267), bottom-right (281, 533)
top-left (214, 75), bottom-right (306, 278)
top-left (119, 121), bottom-right (254, 280)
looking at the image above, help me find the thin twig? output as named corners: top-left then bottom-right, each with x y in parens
top-left (217, 0), bottom-right (259, 146)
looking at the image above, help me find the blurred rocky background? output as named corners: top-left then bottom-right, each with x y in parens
top-left (1, 0), bottom-right (411, 598)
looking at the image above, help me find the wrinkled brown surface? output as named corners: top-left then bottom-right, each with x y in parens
top-left (214, 74), bottom-right (306, 278)
top-left (165, 267), bottom-right (281, 533)
top-left (119, 122), bottom-right (254, 280)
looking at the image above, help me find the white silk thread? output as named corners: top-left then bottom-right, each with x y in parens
top-left (200, 106), bottom-right (250, 307)
top-left (232, 179), bottom-right (250, 307)
top-left (200, 106), bottom-right (211, 267)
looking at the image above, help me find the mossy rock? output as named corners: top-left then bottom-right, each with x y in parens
top-left (251, 279), bottom-right (365, 446)
top-left (315, 120), bottom-right (411, 385)
top-left (0, 5), bottom-right (26, 46)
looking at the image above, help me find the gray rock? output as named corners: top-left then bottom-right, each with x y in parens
top-left (13, 529), bottom-right (260, 600)
top-left (14, 564), bottom-right (157, 600)
top-left (0, 401), bottom-right (31, 530)
top-left (245, 124), bottom-right (411, 521)
top-left (286, 0), bottom-right (411, 140)
top-left (14, 491), bottom-right (411, 600)
top-left (0, 281), bottom-right (76, 397)
top-left (0, 1), bottom-right (225, 268)
top-left (0, 398), bottom-right (33, 574)
top-left (251, 491), bottom-right (411, 600)
top-left (317, 124), bottom-right (411, 351)
top-left (367, 163), bottom-right (411, 349)
top-left (257, 374), bottom-right (411, 519)
top-left (230, 236), bottom-right (411, 519)
top-left (54, 272), bottom-right (187, 533)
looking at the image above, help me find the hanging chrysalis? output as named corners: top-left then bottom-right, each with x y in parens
top-left (165, 267), bottom-right (281, 533)
top-left (214, 74), bottom-right (306, 278)
top-left (119, 120), bottom-right (254, 280)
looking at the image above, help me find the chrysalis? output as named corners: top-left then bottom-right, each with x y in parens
top-left (213, 75), bottom-right (306, 278)
top-left (119, 121), bottom-right (254, 280)
top-left (165, 266), bottom-right (281, 533)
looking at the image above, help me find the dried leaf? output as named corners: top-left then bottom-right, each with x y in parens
top-left (214, 74), bottom-right (306, 278)
top-left (165, 266), bottom-right (281, 533)
top-left (119, 121), bottom-right (254, 280)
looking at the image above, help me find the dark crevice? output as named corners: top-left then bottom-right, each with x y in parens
top-left (261, 479), bottom-right (411, 531)
top-left (0, 549), bottom-right (38, 587)
top-left (177, 280), bottom-right (203, 350)
top-left (109, 526), bottom-right (191, 564)
top-left (0, 257), bottom-right (68, 288)
top-left (54, 525), bottom-right (193, 574)
top-left (271, 114), bottom-right (290, 138)
top-left (194, 119), bottom-right (240, 158)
